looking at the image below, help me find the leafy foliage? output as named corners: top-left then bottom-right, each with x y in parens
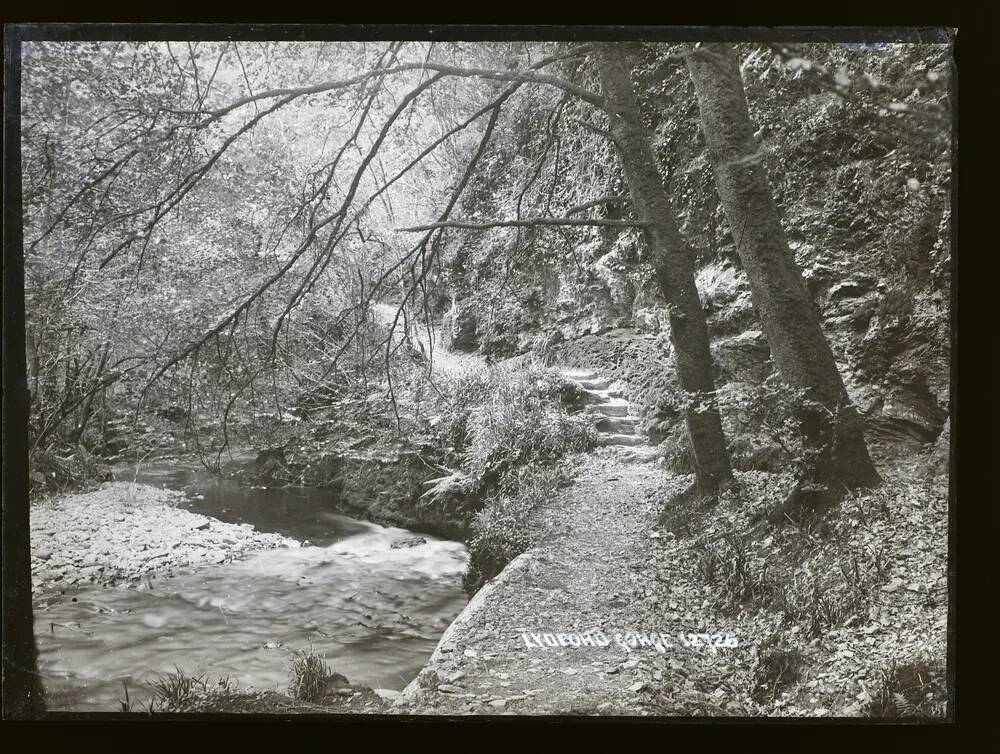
top-left (464, 461), bottom-right (575, 594)
top-left (428, 363), bottom-right (596, 494)
top-left (725, 375), bottom-right (838, 479)
top-left (21, 41), bottom-right (546, 465)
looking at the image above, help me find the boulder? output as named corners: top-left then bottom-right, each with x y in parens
top-left (250, 447), bottom-right (287, 485)
top-left (633, 307), bottom-right (665, 334)
top-left (390, 536), bottom-right (427, 550)
top-left (441, 299), bottom-right (479, 352)
top-left (924, 422), bottom-right (951, 485)
top-left (712, 330), bottom-right (773, 384)
top-left (826, 276), bottom-right (876, 302)
top-left (696, 259), bottom-right (749, 310)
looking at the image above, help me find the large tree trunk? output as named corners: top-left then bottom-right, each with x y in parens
top-left (685, 43), bottom-right (880, 494)
top-left (3, 34), bottom-right (46, 717)
top-left (595, 43), bottom-right (733, 496)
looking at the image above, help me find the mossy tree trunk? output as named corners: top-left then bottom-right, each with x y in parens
top-left (595, 43), bottom-right (734, 496)
top-left (686, 43), bottom-right (880, 494)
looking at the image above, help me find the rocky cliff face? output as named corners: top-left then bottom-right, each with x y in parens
top-left (529, 245), bottom-right (949, 475)
top-left (440, 45), bottom-right (951, 479)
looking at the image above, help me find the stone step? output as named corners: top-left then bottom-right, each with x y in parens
top-left (596, 433), bottom-right (647, 447)
top-left (595, 416), bottom-right (642, 434)
top-left (577, 378), bottom-right (611, 391)
top-left (579, 388), bottom-right (612, 405)
top-left (591, 402), bottom-right (629, 417)
top-left (614, 446), bottom-right (660, 463)
top-left (606, 387), bottom-right (627, 399)
top-left (560, 368), bottom-right (598, 381)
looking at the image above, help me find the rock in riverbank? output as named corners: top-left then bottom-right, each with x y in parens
top-left (31, 482), bottom-right (298, 596)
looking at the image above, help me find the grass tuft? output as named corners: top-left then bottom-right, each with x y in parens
top-left (288, 650), bottom-right (334, 703)
top-left (770, 545), bottom-right (890, 637)
top-left (694, 533), bottom-right (772, 607)
top-left (148, 667), bottom-right (237, 710)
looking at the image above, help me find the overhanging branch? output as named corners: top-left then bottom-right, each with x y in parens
top-left (395, 217), bottom-right (644, 232)
top-left (201, 45), bottom-right (602, 121)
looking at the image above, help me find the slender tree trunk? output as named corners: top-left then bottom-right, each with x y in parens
top-left (3, 34), bottom-right (46, 717)
top-left (70, 346), bottom-right (110, 445)
top-left (595, 43), bottom-right (733, 495)
top-left (26, 328), bottom-right (39, 401)
top-left (685, 43), bottom-right (880, 494)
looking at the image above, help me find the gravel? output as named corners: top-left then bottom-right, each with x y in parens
top-left (30, 482), bottom-right (298, 596)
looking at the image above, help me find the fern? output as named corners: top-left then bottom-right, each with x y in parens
top-left (420, 469), bottom-right (475, 502)
top-left (893, 692), bottom-right (917, 717)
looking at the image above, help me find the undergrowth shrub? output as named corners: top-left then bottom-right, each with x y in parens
top-left (690, 500), bottom-right (891, 636)
top-left (657, 421), bottom-right (694, 474)
top-left (428, 363), bottom-right (595, 495)
top-left (658, 479), bottom-right (744, 537)
top-left (725, 375), bottom-right (823, 479)
top-left (416, 363), bottom-right (593, 550)
top-left (459, 366), bottom-right (595, 480)
top-left (749, 637), bottom-right (804, 703)
top-left (659, 379), bottom-right (831, 477)
top-left (463, 462), bottom-right (575, 595)
top-left (29, 444), bottom-right (113, 497)
top-left (770, 545), bottom-right (890, 637)
top-left (866, 657), bottom-right (947, 718)
top-left (727, 435), bottom-right (786, 473)
top-left (658, 425), bottom-right (786, 475)
top-left (658, 495), bottom-right (700, 538)
top-left (841, 484), bottom-right (893, 528)
top-left (149, 667), bottom-right (207, 709)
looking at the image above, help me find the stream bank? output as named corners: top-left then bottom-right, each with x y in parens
top-left (248, 446), bottom-right (476, 542)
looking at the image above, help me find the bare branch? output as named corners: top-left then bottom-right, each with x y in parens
top-left (276, 46), bottom-right (586, 341)
top-left (198, 45), bottom-right (601, 121)
top-left (395, 217), bottom-right (644, 232)
top-left (317, 88), bottom-right (514, 387)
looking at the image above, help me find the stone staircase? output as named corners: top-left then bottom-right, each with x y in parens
top-left (559, 368), bottom-right (654, 456)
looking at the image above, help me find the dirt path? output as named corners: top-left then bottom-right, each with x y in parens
top-left (395, 450), bottom-right (747, 716)
top-left (372, 302), bottom-right (481, 377)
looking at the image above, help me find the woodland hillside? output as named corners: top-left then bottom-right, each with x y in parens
top-left (9, 37), bottom-right (952, 717)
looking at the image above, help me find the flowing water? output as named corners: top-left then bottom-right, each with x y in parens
top-left (33, 458), bottom-right (469, 712)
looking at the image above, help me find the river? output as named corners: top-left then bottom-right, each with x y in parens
top-left (33, 458), bottom-right (469, 712)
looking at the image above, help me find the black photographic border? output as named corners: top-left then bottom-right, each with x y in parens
top-left (2, 7), bottom-right (992, 748)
